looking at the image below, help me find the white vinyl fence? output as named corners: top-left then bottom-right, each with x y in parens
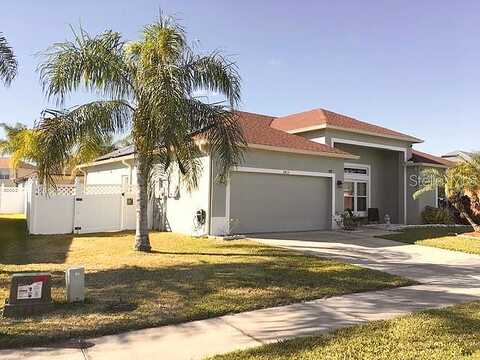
top-left (26, 180), bottom-right (152, 235)
top-left (0, 184), bottom-right (25, 214)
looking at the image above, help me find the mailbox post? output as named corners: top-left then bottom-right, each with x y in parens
top-left (2, 273), bottom-right (53, 317)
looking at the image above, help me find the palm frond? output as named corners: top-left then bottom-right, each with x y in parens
top-left (0, 122), bottom-right (39, 168)
top-left (182, 50), bottom-right (241, 107)
top-left (36, 100), bottom-right (132, 186)
top-left (0, 33), bottom-right (17, 86)
top-left (38, 27), bottom-right (132, 104)
top-left (413, 168), bottom-right (444, 200)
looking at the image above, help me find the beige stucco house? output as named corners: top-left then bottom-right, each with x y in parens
top-left (0, 157), bottom-right (36, 186)
top-left (79, 107), bottom-right (452, 235)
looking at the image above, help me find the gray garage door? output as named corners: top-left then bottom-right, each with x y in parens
top-left (229, 172), bottom-right (332, 234)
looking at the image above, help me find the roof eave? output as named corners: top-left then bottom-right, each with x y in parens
top-left (285, 124), bottom-right (424, 144)
top-left (248, 143), bottom-right (359, 160)
top-left (407, 162), bottom-right (449, 169)
top-left (78, 154), bottom-right (135, 168)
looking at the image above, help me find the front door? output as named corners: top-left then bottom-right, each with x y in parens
top-left (343, 181), bottom-right (368, 217)
top-left (344, 165), bottom-right (370, 217)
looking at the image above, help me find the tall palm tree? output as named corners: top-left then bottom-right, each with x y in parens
top-left (414, 154), bottom-right (480, 231)
top-left (36, 15), bottom-right (245, 251)
top-left (0, 32), bottom-right (17, 86)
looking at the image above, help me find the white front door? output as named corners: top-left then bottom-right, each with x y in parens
top-left (344, 164), bottom-right (370, 217)
top-left (343, 181), bottom-right (368, 217)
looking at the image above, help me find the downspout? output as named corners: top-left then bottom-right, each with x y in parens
top-left (77, 167), bottom-right (88, 187)
top-left (207, 153), bottom-right (213, 236)
top-left (121, 159), bottom-right (133, 185)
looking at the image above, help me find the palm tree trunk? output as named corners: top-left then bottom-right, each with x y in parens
top-left (134, 156), bottom-right (151, 252)
top-left (454, 202), bottom-right (480, 232)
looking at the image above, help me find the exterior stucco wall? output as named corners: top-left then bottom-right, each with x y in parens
top-left (164, 155), bottom-right (211, 235)
top-left (334, 143), bottom-right (404, 223)
top-left (406, 165), bottom-right (439, 224)
top-left (211, 148), bottom-right (344, 233)
top-left (84, 160), bottom-right (136, 185)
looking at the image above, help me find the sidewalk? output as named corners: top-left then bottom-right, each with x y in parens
top-left (2, 284), bottom-right (480, 360)
top-left (2, 231), bottom-right (480, 360)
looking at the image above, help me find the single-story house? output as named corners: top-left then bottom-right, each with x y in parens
top-left (79, 107), bottom-right (453, 235)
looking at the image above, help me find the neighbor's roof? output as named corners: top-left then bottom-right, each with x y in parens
top-left (410, 150), bottom-right (455, 168)
top-left (95, 145), bottom-right (135, 162)
top-left (270, 108), bottom-right (423, 143)
top-left (0, 157), bottom-right (37, 170)
top-left (442, 150), bottom-right (474, 159)
top-left (234, 111), bottom-right (355, 158)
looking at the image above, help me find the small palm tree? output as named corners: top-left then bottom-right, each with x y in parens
top-left (0, 32), bottom-right (17, 86)
top-left (0, 123), bottom-right (39, 168)
top-left (0, 121), bottom-right (115, 177)
top-left (414, 155), bottom-right (480, 232)
top-left (36, 15), bottom-right (245, 251)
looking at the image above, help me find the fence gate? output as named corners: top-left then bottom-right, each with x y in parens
top-left (27, 180), bottom-right (145, 235)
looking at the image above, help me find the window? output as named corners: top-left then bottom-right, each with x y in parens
top-left (0, 169), bottom-right (9, 180)
top-left (343, 181), bottom-right (368, 215)
top-left (344, 167), bottom-right (367, 175)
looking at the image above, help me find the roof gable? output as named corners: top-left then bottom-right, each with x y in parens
top-left (410, 150), bottom-right (455, 168)
top-left (270, 108), bottom-right (422, 143)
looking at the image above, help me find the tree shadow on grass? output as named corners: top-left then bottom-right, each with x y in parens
top-left (377, 226), bottom-right (473, 243)
top-left (0, 259), bottom-right (408, 349)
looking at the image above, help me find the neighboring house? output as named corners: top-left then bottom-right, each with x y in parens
top-left (14, 171), bottom-right (81, 186)
top-left (406, 150), bottom-right (455, 224)
top-left (441, 150), bottom-right (475, 163)
top-left (0, 157), bottom-right (36, 186)
top-left (79, 107), bottom-right (449, 235)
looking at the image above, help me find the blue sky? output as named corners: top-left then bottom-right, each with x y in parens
top-left (1, 0), bottom-right (479, 155)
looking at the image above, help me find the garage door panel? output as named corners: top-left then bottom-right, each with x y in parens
top-left (230, 172), bottom-right (331, 233)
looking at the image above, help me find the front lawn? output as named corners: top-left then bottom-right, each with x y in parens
top-left (0, 215), bottom-right (413, 349)
top-left (210, 301), bottom-right (480, 360)
top-left (378, 226), bottom-right (480, 255)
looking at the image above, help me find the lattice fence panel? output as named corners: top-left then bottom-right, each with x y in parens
top-left (85, 184), bottom-right (123, 195)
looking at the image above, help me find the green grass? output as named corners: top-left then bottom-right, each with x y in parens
top-left (209, 301), bottom-right (480, 360)
top-left (0, 215), bottom-right (413, 349)
top-left (378, 226), bottom-right (480, 255)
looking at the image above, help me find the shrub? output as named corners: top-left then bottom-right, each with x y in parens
top-left (421, 206), bottom-right (454, 225)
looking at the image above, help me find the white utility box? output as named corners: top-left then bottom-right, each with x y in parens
top-left (65, 267), bottom-right (85, 303)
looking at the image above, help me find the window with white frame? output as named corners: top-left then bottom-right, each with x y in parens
top-left (343, 165), bottom-right (370, 216)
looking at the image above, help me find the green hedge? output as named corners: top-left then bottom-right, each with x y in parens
top-left (421, 206), bottom-right (454, 225)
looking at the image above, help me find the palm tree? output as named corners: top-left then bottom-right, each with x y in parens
top-left (0, 32), bottom-right (17, 86)
top-left (414, 154), bottom-right (480, 231)
top-left (36, 15), bottom-right (245, 251)
top-left (0, 121), bottom-right (115, 177)
top-left (0, 123), bottom-right (39, 168)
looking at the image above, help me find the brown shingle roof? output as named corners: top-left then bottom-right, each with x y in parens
top-left (270, 108), bottom-right (422, 143)
top-left (235, 111), bottom-right (355, 158)
top-left (410, 150), bottom-right (455, 168)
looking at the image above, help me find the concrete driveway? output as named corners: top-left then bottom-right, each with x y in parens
top-left (250, 228), bottom-right (480, 288)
